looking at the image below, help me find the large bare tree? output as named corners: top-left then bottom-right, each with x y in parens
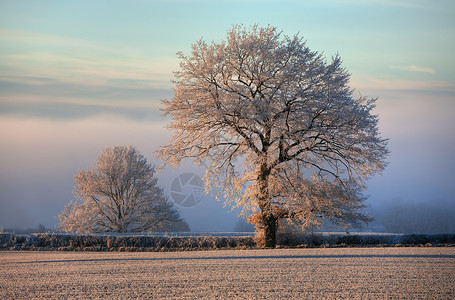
top-left (59, 146), bottom-right (184, 233)
top-left (160, 25), bottom-right (389, 247)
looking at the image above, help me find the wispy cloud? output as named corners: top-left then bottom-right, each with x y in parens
top-left (389, 65), bottom-right (436, 74)
top-left (350, 74), bottom-right (455, 97)
top-left (0, 29), bottom-right (177, 89)
top-left (0, 77), bottom-right (171, 121)
top-left (0, 100), bottom-right (164, 121)
top-left (0, 29), bottom-right (177, 121)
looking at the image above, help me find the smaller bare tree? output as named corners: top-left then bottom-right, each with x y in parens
top-left (59, 146), bottom-right (184, 233)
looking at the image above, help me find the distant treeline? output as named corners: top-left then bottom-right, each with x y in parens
top-left (1, 224), bottom-right (50, 234)
top-left (0, 219), bottom-right (191, 235)
top-left (1, 232), bottom-right (454, 251)
top-left (371, 199), bottom-right (455, 234)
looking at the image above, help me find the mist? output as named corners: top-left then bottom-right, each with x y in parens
top-left (0, 113), bottom-right (242, 232)
top-left (1, 89), bottom-right (454, 233)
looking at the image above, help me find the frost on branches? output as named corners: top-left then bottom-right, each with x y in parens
top-left (160, 25), bottom-right (389, 247)
top-left (59, 146), bottom-right (184, 233)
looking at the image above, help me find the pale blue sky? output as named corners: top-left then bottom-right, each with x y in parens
top-left (0, 0), bottom-right (454, 230)
top-left (1, 0), bottom-right (454, 91)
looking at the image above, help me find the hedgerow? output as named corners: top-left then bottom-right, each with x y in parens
top-left (1, 233), bottom-right (453, 251)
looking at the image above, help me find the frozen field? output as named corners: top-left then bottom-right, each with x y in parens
top-left (1, 247), bottom-right (454, 299)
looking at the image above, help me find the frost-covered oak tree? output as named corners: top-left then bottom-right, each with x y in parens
top-left (160, 25), bottom-right (389, 247)
top-left (59, 146), bottom-right (184, 233)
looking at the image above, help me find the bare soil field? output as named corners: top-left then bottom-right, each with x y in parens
top-left (1, 247), bottom-right (454, 299)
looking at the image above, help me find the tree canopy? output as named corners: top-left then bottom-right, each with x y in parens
top-left (160, 25), bottom-right (389, 247)
top-left (59, 146), bottom-right (185, 233)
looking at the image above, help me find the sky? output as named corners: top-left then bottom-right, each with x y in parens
top-left (1, 0), bottom-right (454, 232)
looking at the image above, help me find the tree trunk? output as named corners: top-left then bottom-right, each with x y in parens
top-left (258, 159), bottom-right (277, 248)
top-left (263, 213), bottom-right (278, 248)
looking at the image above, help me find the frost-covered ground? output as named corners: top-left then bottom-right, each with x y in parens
top-left (1, 248), bottom-right (454, 299)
